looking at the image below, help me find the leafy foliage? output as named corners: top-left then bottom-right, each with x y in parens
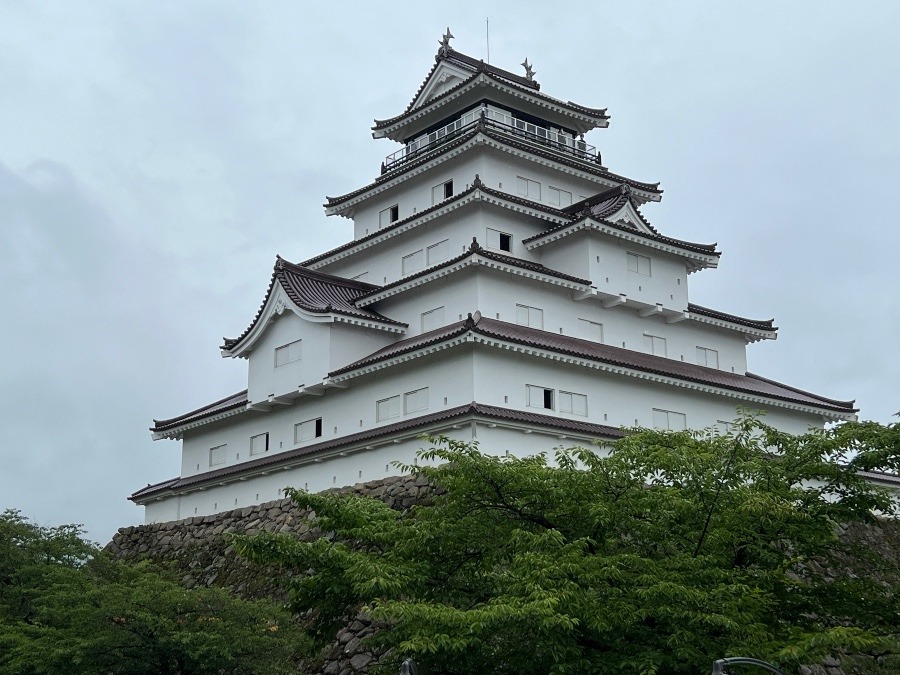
top-left (0, 510), bottom-right (308, 674)
top-left (236, 418), bottom-right (900, 675)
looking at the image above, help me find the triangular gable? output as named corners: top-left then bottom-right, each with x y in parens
top-left (409, 60), bottom-right (473, 111)
top-left (606, 200), bottom-right (655, 235)
top-left (222, 259), bottom-right (406, 358)
top-left (222, 282), bottom-right (330, 359)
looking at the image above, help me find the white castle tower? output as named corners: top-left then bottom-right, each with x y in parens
top-left (132, 34), bottom-right (856, 523)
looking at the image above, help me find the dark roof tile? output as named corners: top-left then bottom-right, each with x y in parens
top-left (331, 315), bottom-right (855, 413)
top-left (687, 303), bottom-right (776, 332)
top-left (132, 401), bottom-right (623, 501)
top-left (152, 390), bottom-right (248, 433)
top-left (222, 258), bottom-right (405, 352)
top-left (373, 47), bottom-right (608, 132)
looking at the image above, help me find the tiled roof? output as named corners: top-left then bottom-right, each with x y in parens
top-left (373, 47), bottom-right (608, 132)
top-left (326, 123), bottom-right (661, 209)
top-left (222, 258), bottom-right (406, 352)
top-left (331, 315), bottom-right (856, 413)
top-left (152, 390), bottom-right (248, 433)
top-left (563, 184), bottom-right (659, 233)
top-left (354, 236), bottom-right (591, 304)
top-left (326, 127), bottom-right (480, 208)
top-left (131, 401), bottom-right (624, 501)
top-left (308, 181), bottom-right (570, 268)
top-left (687, 304), bottom-right (776, 332)
top-left (520, 184), bottom-right (716, 256)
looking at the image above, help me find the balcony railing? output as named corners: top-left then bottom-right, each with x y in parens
top-left (382, 108), bottom-right (600, 173)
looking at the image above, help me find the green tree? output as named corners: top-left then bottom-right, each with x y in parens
top-left (236, 418), bottom-right (900, 675)
top-left (0, 510), bottom-right (308, 675)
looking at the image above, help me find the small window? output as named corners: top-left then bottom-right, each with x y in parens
top-left (486, 228), bottom-right (512, 253)
top-left (516, 304), bottom-right (544, 329)
top-left (274, 339), bottom-right (302, 367)
top-left (404, 387), bottom-right (429, 414)
top-left (379, 205), bottom-right (399, 228)
top-left (527, 385), bottom-right (554, 410)
top-left (627, 252), bottom-right (652, 276)
top-left (652, 409), bottom-right (687, 431)
top-left (426, 239), bottom-right (449, 265)
top-left (401, 249), bottom-right (425, 275)
top-left (516, 176), bottom-right (541, 200)
top-left (250, 433), bottom-right (269, 455)
top-left (294, 418), bottom-right (323, 443)
top-left (696, 346), bottom-right (719, 368)
top-left (559, 391), bottom-right (588, 416)
top-left (432, 180), bottom-right (453, 204)
top-left (643, 334), bottom-right (667, 357)
top-left (577, 318), bottom-right (604, 343)
top-left (421, 306), bottom-right (445, 332)
top-left (548, 186), bottom-right (573, 207)
top-left (208, 444), bottom-right (227, 466)
top-left (376, 395), bottom-right (401, 421)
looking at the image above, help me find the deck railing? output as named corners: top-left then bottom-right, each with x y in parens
top-left (382, 109), bottom-right (600, 173)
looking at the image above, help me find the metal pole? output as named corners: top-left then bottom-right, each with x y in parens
top-left (712, 657), bottom-right (788, 675)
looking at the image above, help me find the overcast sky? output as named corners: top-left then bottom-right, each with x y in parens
top-left (2, 1), bottom-right (898, 544)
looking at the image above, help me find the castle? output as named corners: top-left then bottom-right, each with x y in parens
top-left (131, 33), bottom-right (856, 523)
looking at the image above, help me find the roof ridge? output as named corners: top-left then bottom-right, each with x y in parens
top-left (353, 237), bottom-right (591, 304)
top-left (687, 303), bottom-right (776, 331)
top-left (276, 256), bottom-right (380, 292)
top-left (744, 372), bottom-right (856, 408)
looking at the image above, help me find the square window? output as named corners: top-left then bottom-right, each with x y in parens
top-left (403, 387), bottom-right (429, 414)
top-left (294, 418), bottom-right (323, 443)
top-left (577, 318), bottom-right (603, 343)
top-left (516, 304), bottom-right (544, 330)
top-left (274, 339), bottom-right (302, 367)
top-left (643, 334), bottom-right (667, 357)
top-left (696, 346), bottom-right (719, 368)
top-left (401, 249), bottom-right (425, 275)
top-left (486, 228), bottom-right (513, 252)
top-left (516, 176), bottom-right (541, 200)
top-left (250, 433), bottom-right (269, 455)
top-left (431, 180), bottom-right (454, 204)
top-left (652, 409), bottom-right (687, 431)
top-left (426, 239), bottom-right (449, 265)
top-left (376, 395), bottom-right (401, 421)
top-left (559, 391), bottom-right (588, 416)
top-left (379, 205), bottom-right (399, 228)
top-left (526, 385), bottom-right (554, 410)
top-left (627, 252), bottom-right (651, 276)
top-left (548, 186), bottom-right (573, 207)
top-left (421, 306), bottom-right (445, 332)
top-left (208, 444), bottom-right (227, 466)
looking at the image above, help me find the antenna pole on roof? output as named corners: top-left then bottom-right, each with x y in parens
top-left (486, 17), bottom-right (490, 63)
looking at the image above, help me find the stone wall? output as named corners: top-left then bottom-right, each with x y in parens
top-left (108, 475), bottom-right (899, 675)
top-left (107, 475), bottom-right (435, 674)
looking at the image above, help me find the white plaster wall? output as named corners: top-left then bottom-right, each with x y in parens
top-left (351, 153), bottom-right (485, 240)
top-left (469, 348), bottom-right (823, 435)
top-left (247, 313), bottom-right (331, 404)
top-left (181, 347), bottom-right (476, 480)
top-left (324, 202), bottom-right (550, 287)
top-left (328, 323), bottom-right (396, 372)
top-left (372, 273), bottom-right (480, 337)
top-left (472, 145), bottom-right (608, 206)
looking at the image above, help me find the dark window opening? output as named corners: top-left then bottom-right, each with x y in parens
top-left (390, 205), bottom-right (399, 222)
top-left (314, 418), bottom-right (323, 437)
top-left (499, 233), bottom-right (512, 252)
top-left (444, 180), bottom-right (454, 199)
top-left (542, 389), bottom-right (553, 409)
